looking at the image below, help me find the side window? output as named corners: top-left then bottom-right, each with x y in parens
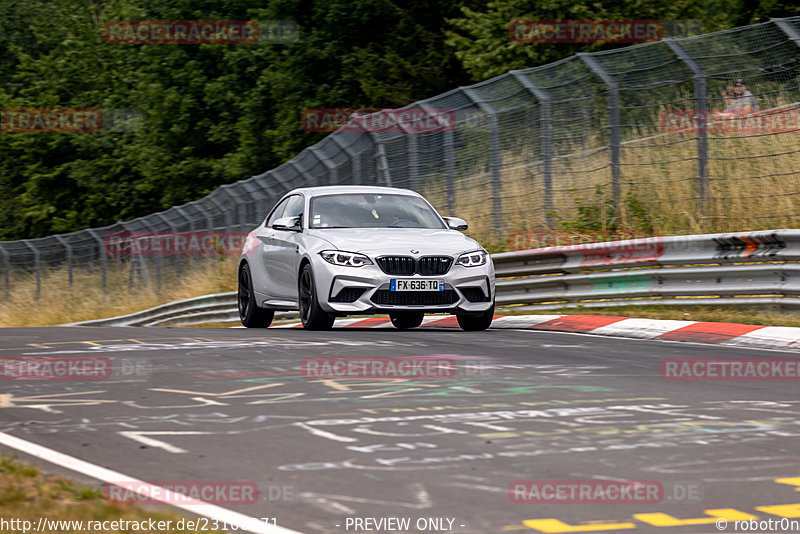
top-left (265, 197), bottom-right (290, 227)
top-left (282, 195), bottom-right (305, 227)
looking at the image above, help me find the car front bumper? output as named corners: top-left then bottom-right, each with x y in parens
top-left (311, 257), bottom-right (495, 316)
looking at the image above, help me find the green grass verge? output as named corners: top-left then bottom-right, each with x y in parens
top-left (0, 454), bottom-right (224, 533)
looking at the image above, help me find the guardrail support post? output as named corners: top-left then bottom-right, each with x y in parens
top-left (665, 39), bottom-right (709, 225)
top-left (511, 71), bottom-right (554, 228)
top-left (578, 54), bottom-right (621, 225)
top-left (463, 87), bottom-right (504, 240)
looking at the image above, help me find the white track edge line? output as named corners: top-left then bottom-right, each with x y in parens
top-left (0, 432), bottom-right (305, 534)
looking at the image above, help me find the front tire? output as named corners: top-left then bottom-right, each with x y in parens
top-left (298, 264), bottom-right (335, 330)
top-left (238, 264), bottom-right (274, 328)
top-left (390, 311), bottom-right (425, 329)
top-left (456, 304), bottom-right (494, 331)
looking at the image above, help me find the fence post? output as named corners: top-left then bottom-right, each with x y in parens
top-left (216, 187), bottom-right (238, 232)
top-left (331, 133), bottom-right (362, 185)
top-left (774, 18), bottom-right (800, 47)
top-left (578, 53), bottom-right (621, 223)
top-left (155, 212), bottom-right (181, 279)
top-left (247, 177), bottom-right (280, 223)
top-left (86, 229), bottom-right (107, 296)
top-left (418, 101), bottom-right (456, 213)
top-left (391, 113), bottom-right (419, 191)
top-left (22, 240), bottom-right (41, 300)
top-left (197, 202), bottom-right (213, 232)
top-left (138, 218), bottom-right (161, 293)
top-left (665, 38), bottom-right (709, 225)
top-left (0, 244), bottom-right (9, 298)
top-left (286, 160), bottom-right (313, 189)
top-left (175, 206), bottom-right (195, 232)
top-left (119, 221), bottom-right (150, 290)
top-left (407, 132), bottom-right (419, 192)
top-left (370, 133), bottom-right (393, 187)
top-left (462, 87), bottom-right (504, 240)
top-left (208, 196), bottom-right (231, 233)
top-left (511, 71), bottom-right (554, 228)
top-left (174, 206), bottom-right (195, 276)
top-left (309, 145), bottom-right (338, 186)
top-left (53, 235), bottom-right (73, 289)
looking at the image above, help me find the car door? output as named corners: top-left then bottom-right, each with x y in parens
top-left (265, 194), bottom-right (305, 300)
top-left (249, 196), bottom-right (290, 301)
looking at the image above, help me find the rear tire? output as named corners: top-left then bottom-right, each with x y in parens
top-left (238, 264), bottom-right (274, 328)
top-left (456, 304), bottom-right (494, 331)
top-left (390, 311), bottom-right (425, 329)
top-left (298, 264), bottom-right (335, 330)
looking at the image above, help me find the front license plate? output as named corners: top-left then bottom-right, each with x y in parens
top-left (391, 279), bottom-right (444, 291)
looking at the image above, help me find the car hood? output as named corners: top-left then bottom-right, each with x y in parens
top-left (306, 228), bottom-right (482, 256)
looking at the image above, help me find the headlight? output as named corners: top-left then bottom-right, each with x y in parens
top-left (457, 250), bottom-right (487, 267)
top-left (320, 250), bottom-right (373, 267)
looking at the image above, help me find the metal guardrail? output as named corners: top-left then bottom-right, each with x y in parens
top-left (66, 229), bottom-right (800, 326)
top-left (492, 228), bottom-right (800, 310)
top-left (62, 292), bottom-right (240, 327)
top-left (63, 292), bottom-right (297, 327)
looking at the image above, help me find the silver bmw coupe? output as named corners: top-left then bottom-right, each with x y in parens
top-left (238, 186), bottom-right (495, 330)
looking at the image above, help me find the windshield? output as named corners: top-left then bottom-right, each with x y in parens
top-left (309, 193), bottom-right (446, 229)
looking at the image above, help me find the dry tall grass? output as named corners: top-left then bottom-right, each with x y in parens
top-left (421, 108), bottom-right (800, 246)
top-left (0, 256), bottom-right (238, 327)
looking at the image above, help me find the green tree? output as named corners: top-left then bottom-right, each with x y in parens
top-left (445, 0), bottom-right (738, 80)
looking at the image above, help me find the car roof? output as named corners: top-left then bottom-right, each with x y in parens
top-left (288, 185), bottom-right (423, 198)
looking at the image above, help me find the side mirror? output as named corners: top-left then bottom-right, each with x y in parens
top-left (443, 217), bottom-right (468, 231)
top-left (272, 216), bottom-right (301, 231)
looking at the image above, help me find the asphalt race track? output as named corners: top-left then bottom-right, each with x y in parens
top-left (1, 325), bottom-right (800, 534)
